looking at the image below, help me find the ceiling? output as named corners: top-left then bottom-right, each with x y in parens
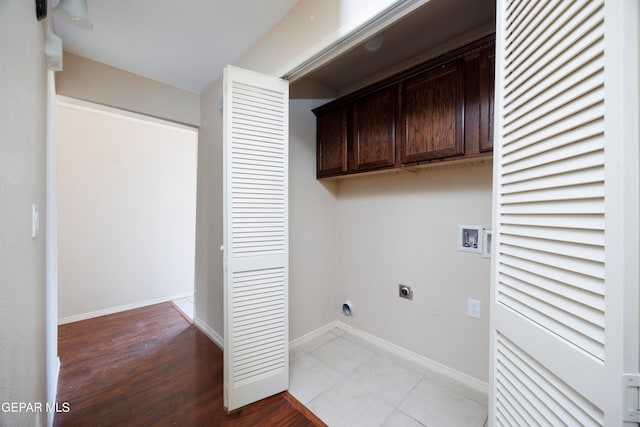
top-left (53, 0), bottom-right (495, 96)
top-left (292, 0), bottom-right (495, 96)
top-left (52, 0), bottom-right (300, 93)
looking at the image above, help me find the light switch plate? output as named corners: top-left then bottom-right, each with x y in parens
top-left (32, 204), bottom-right (39, 238)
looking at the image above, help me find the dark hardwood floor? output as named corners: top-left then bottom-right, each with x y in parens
top-left (55, 302), bottom-right (325, 427)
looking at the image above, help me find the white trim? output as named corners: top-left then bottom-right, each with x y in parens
top-left (57, 292), bottom-right (193, 325)
top-left (618, 0), bottom-right (640, 388)
top-left (46, 357), bottom-right (60, 427)
top-left (291, 321), bottom-right (488, 395)
top-left (282, 0), bottom-right (430, 82)
top-left (488, 1), bottom-right (505, 423)
top-left (194, 319), bottom-right (224, 350)
top-left (45, 70), bottom-right (59, 427)
top-left (482, 229), bottom-right (492, 259)
top-left (56, 95), bottom-right (198, 133)
top-left (604, 1), bottom-right (640, 424)
top-left (289, 321), bottom-right (340, 349)
top-left (335, 322), bottom-right (488, 395)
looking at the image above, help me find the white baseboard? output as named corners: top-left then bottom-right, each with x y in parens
top-left (334, 321), bottom-right (488, 395)
top-left (290, 321), bottom-right (340, 349)
top-left (193, 319), bottom-right (339, 353)
top-left (290, 321), bottom-right (488, 395)
top-left (194, 319), bottom-right (224, 350)
top-left (57, 292), bottom-right (193, 325)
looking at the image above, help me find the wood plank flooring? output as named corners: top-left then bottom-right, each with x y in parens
top-left (55, 302), bottom-right (325, 427)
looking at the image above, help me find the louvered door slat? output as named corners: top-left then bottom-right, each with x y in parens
top-left (498, 279), bottom-right (604, 333)
top-left (500, 198), bottom-right (604, 215)
top-left (500, 263), bottom-right (604, 310)
top-left (223, 65), bottom-right (289, 412)
top-left (503, 89), bottom-right (603, 146)
top-left (496, 335), bottom-right (604, 425)
top-left (501, 182), bottom-right (603, 205)
top-left (502, 166), bottom-right (604, 195)
top-left (500, 244), bottom-right (603, 278)
top-left (505, 63), bottom-right (604, 135)
top-left (504, 0), bottom-right (542, 50)
top-left (501, 213), bottom-right (604, 230)
top-left (502, 103), bottom-right (603, 158)
top-left (501, 223), bottom-right (604, 246)
top-left (502, 143), bottom-right (604, 183)
top-left (499, 253), bottom-right (604, 295)
top-left (504, 3), bottom-right (604, 110)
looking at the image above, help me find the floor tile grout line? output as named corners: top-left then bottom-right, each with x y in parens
top-left (297, 331), bottom-right (381, 424)
top-left (290, 351), bottom-right (348, 405)
top-left (305, 331), bottom-right (423, 427)
top-left (291, 328), bottom-right (488, 427)
top-left (298, 331), bottom-right (341, 354)
top-left (394, 370), bottom-right (427, 411)
top-left (396, 407), bottom-right (429, 427)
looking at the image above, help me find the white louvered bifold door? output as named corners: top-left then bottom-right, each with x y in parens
top-left (490, 1), bottom-right (639, 426)
top-left (223, 65), bottom-right (289, 412)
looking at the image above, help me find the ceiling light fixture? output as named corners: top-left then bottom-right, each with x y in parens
top-left (53, 0), bottom-right (93, 29)
top-left (363, 34), bottom-right (384, 53)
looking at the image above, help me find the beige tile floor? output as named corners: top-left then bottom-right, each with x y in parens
top-left (169, 299), bottom-right (487, 426)
top-left (289, 328), bottom-right (488, 427)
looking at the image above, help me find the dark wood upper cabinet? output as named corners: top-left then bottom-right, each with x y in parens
top-left (479, 48), bottom-right (495, 152)
top-left (316, 105), bottom-right (347, 178)
top-left (314, 35), bottom-right (495, 179)
top-left (351, 86), bottom-right (398, 171)
top-left (401, 62), bottom-right (464, 164)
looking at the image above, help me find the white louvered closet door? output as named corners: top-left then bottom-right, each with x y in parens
top-left (222, 65), bottom-right (289, 412)
top-left (490, 1), bottom-right (639, 426)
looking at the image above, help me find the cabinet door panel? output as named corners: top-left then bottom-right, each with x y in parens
top-left (479, 49), bottom-right (495, 152)
top-left (464, 52), bottom-right (481, 155)
top-left (316, 106), bottom-right (347, 178)
top-left (352, 86), bottom-right (397, 171)
top-left (402, 62), bottom-right (464, 163)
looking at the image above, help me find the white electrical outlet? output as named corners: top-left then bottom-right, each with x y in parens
top-left (467, 298), bottom-right (481, 319)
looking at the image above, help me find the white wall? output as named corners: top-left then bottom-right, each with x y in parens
top-left (0, 1), bottom-right (48, 426)
top-left (193, 81), bottom-right (225, 342)
top-left (335, 163), bottom-right (493, 382)
top-left (235, 0), bottom-right (405, 77)
top-left (289, 99), bottom-right (339, 339)
top-left (57, 52), bottom-right (200, 127)
top-left (57, 101), bottom-right (198, 322)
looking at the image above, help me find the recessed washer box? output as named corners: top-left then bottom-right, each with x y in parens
top-left (458, 225), bottom-right (483, 253)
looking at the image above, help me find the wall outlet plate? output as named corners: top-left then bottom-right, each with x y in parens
top-left (467, 298), bottom-right (481, 319)
top-left (399, 284), bottom-right (413, 300)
